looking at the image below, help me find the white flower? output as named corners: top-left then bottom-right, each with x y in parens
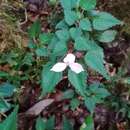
top-left (50, 53), bottom-right (84, 74)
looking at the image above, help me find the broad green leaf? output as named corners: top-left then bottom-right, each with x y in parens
top-left (56, 29), bottom-right (70, 41)
top-left (80, 115), bottom-right (94, 130)
top-left (56, 20), bottom-right (68, 30)
top-left (28, 20), bottom-right (41, 38)
top-left (64, 10), bottom-right (78, 26)
top-left (90, 83), bottom-right (110, 98)
top-left (79, 18), bottom-right (92, 31)
top-left (41, 63), bottom-right (62, 94)
top-left (39, 33), bottom-right (53, 44)
top-left (70, 98), bottom-right (80, 110)
top-left (69, 27), bottom-right (82, 40)
top-left (36, 116), bottom-right (46, 130)
top-left (0, 83), bottom-right (15, 97)
top-left (84, 50), bottom-right (110, 79)
top-left (63, 116), bottom-right (73, 130)
top-left (0, 106), bottom-right (18, 130)
top-left (97, 30), bottom-right (117, 43)
top-left (46, 116), bottom-right (55, 130)
top-left (74, 36), bottom-right (89, 51)
top-left (68, 70), bottom-right (86, 96)
top-left (0, 98), bottom-right (11, 113)
top-left (60, 0), bottom-right (79, 9)
top-left (79, 0), bottom-right (96, 10)
top-left (60, 0), bottom-right (71, 9)
top-left (85, 97), bottom-right (96, 113)
top-left (93, 12), bottom-right (122, 30)
top-left (35, 47), bottom-right (48, 57)
top-left (74, 36), bottom-right (101, 51)
top-left (62, 89), bottom-right (74, 99)
top-left (52, 40), bottom-right (67, 56)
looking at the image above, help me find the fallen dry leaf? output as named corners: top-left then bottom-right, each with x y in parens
top-left (25, 99), bottom-right (54, 116)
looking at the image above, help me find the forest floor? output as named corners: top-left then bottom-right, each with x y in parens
top-left (0, 0), bottom-right (130, 130)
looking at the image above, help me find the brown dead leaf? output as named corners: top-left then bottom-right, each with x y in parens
top-left (25, 99), bottom-right (54, 116)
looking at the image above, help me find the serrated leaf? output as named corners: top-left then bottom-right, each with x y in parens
top-left (28, 20), bottom-right (41, 38)
top-left (36, 116), bottom-right (46, 130)
top-left (93, 12), bottom-right (122, 30)
top-left (97, 30), bottom-right (117, 43)
top-left (79, 18), bottom-right (92, 31)
top-left (68, 70), bottom-right (87, 96)
top-left (79, 0), bottom-right (96, 10)
top-left (60, 0), bottom-right (79, 9)
top-left (41, 63), bottom-right (62, 94)
top-left (85, 97), bottom-right (96, 113)
top-left (0, 106), bottom-right (18, 130)
top-left (74, 36), bottom-right (89, 51)
top-left (63, 116), bottom-right (73, 130)
top-left (52, 40), bottom-right (67, 56)
top-left (56, 20), bottom-right (68, 30)
top-left (84, 50), bottom-right (110, 79)
top-left (56, 29), bottom-right (70, 41)
top-left (0, 83), bottom-right (15, 97)
top-left (69, 27), bottom-right (82, 40)
top-left (35, 47), bottom-right (48, 57)
top-left (70, 98), bottom-right (80, 110)
top-left (62, 89), bottom-right (74, 99)
top-left (39, 33), bottom-right (53, 44)
top-left (64, 10), bottom-right (78, 26)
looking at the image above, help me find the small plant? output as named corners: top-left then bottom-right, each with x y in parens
top-left (26, 0), bottom-right (123, 129)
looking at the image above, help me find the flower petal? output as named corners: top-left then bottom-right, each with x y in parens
top-left (63, 53), bottom-right (75, 63)
top-left (69, 63), bottom-right (84, 74)
top-left (50, 62), bottom-right (67, 72)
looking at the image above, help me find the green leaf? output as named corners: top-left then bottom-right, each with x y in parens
top-left (90, 83), bottom-right (110, 98)
top-left (36, 116), bottom-right (46, 130)
top-left (46, 116), bottom-right (55, 130)
top-left (70, 98), bottom-right (80, 110)
top-left (60, 0), bottom-right (79, 9)
top-left (68, 70), bottom-right (87, 96)
top-left (0, 83), bottom-right (15, 97)
top-left (85, 97), bottom-right (96, 113)
top-left (0, 71), bottom-right (9, 78)
top-left (97, 30), bottom-right (117, 43)
top-left (84, 50), bottom-right (110, 79)
top-left (63, 116), bottom-right (73, 130)
top-left (80, 115), bottom-right (94, 130)
top-left (79, 0), bottom-right (96, 10)
top-left (64, 10), bottom-right (78, 26)
top-left (74, 36), bottom-right (89, 51)
top-left (79, 18), bottom-right (92, 31)
top-left (69, 27), bottom-right (82, 40)
top-left (56, 20), bottom-right (68, 30)
top-left (56, 29), bottom-right (70, 41)
top-left (28, 20), bottom-right (41, 38)
top-left (93, 12), bottom-right (122, 30)
top-left (22, 52), bottom-right (34, 65)
top-left (0, 106), bottom-right (18, 130)
top-left (52, 40), bottom-right (67, 56)
top-left (35, 47), bottom-right (48, 57)
top-left (41, 63), bottom-right (62, 94)
top-left (0, 98), bottom-right (11, 113)
top-left (39, 33), bottom-right (53, 44)
top-left (62, 89), bottom-right (74, 100)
